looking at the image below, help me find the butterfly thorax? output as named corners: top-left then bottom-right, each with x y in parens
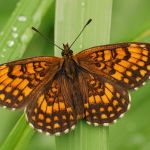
top-left (60, 44), bottom-right (84, 117)
top-left (62, 43), bottom-right (77, 80)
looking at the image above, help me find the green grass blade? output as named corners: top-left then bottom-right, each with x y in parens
top-left (0, 0), bottom-right (54, 63)
top-left (0, 0), bottom-right (54, 149)
top-left (55, 0), bottom-right (113, 150)
top-left (0, 114), bottom-right (34, 150)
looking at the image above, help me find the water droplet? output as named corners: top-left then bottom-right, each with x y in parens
top-left (12, 26), bottom-right (17, 32)
top-left (12, 33), bottom-right (18, 38)
top-left (81, 2), bottom-right (85, 6)
top-left (21, 34), bottom-right (27, 42)
top-left (7, 40), bottom-right (14, 47)
top-left (18, 16), bottom-right (27, 22)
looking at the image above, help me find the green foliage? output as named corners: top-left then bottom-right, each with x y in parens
top-left (55, 0), bottom-right (112, 150)
top-left (0, 0), bottom-right (150, 150)
top-left (0, 0), bottom-right (54, 63)
top-left (0, 0), bottom-right (54, 149)
top-left (1, 114), bottom-right (34, 150)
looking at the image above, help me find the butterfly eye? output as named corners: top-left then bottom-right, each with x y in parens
top-left (70, 50), bottom-right (73, 54)
top-left (61, 51), bottom-right (64, 56)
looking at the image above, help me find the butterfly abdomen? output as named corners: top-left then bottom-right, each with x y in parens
top-left (61, 57), bottom-right (85, 119)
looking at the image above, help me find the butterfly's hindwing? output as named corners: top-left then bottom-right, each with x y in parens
top-left (26, 73), bottom-right (77, 135)
top-left (78, 69), bottom-right (130, 125)
top-left (76, 42), bottom-right (150, 90)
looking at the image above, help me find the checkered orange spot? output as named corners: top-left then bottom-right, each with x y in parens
top-left (0, 42), bottom-right (150, 135)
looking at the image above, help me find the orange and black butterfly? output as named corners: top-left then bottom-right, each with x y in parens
top-left (0, 20), bottom-right (150, 136)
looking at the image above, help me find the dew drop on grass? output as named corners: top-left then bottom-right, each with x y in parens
top-left (18, 16), bottom-right (27, 22)
top-left (12, 26), bottom-right (18, 38)
top-left (12, 26), bottom-right (17, 32)
top-left (7, 40), bottom-right (14, 47)
top-left (12, 33), bottom-right (18, 38)
top-left (21, 34), bottom-right (27, 42)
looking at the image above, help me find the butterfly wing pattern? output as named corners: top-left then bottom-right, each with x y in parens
top-left (78, 70), bottom-right (130, 126)
top-left (0, 42), bottom-right (150, 135)
top-left (26, 73), bottom-right (77, 135)
top-left (75, 42), bottom-right (150, 126)
top-left (76, 42), bottom-right (150, 90)
top-left (0, 57), bottom-right (62, 109)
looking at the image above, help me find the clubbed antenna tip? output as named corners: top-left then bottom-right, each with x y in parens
top-left (70, 18), bottom-right (92, 48)
top-left (86, 19), bottom-right (92, 25)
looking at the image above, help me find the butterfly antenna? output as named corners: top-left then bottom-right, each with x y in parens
top-left (70, 19), bottom-right (92, 48)
top-left (32, 27), bottom-right (63, 51)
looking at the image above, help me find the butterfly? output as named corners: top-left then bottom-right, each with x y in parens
top-left (0, 18), bottom-right (150, 135)
top-left (0, 41), bottom-right (150, 136)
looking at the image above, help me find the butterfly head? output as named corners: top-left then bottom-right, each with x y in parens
top-left (61, 43), bottom-right (73, 57)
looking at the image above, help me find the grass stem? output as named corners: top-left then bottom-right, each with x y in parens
top-left (55, 0), bottom-right (113, 149)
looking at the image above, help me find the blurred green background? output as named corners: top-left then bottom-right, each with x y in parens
top-left (0, 0), bottom-right (150, 150)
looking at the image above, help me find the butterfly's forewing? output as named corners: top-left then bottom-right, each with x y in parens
top-left (75, 42), bottom-right (150, 90)
top-left (78, 69), bottom-right (129, 125)
top-left (26, 73), bottom-right (77, 135)
top-left (0, 56), bottom-right (62, 109)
